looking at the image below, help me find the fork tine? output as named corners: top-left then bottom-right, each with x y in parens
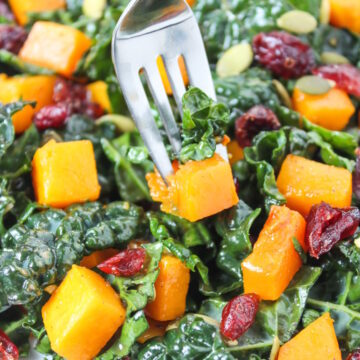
top-left (143, 62), bottom-right (182, 154)
top-left (162, 56), bottom-right (186, 115)
top-left (117, 69), bottom-right (174, 179)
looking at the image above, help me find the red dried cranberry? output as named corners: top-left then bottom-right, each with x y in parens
top-left (220, 293), bottom-right (260, 340)
top-left (353, 148), bottom-right (360, 200)
top-left (347, 349), bottom-right (360, 360)
top-left (33, 104), bottom-right (68, 131)
top-left (235, 105), bottom-right (281, 147)
top-left (0, 329), bottom-right (19, 360)
top-left (0, 2), bottom-right (14, 22)
top-left (306, 202), bottom-right (360, 259)
top-left (0, 25), bottom-right (27, 54)
top-left (313, 64), bottom-right (360, 98)
top-left (253, 32), bottom-right (315, 79)
top-left (97, 248), bottom-right (146, 277)
top-left (82, 102), bottom-right (104, 119)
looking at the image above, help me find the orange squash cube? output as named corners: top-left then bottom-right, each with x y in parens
top-left (277, 154), bottom-right (352, 216)
top-left (227, 140), bottom-right (244, 165)
top-left (157, 56), bottom-right (189, 96)
top-left (80, 249), bottom-right (119, 268)
top-left (87, 81), bottom-right (112, 113)
top-left (19, 22), bottom-right (92, 77)
top-left (293, 87), bottom-right (355, 131)
top-left (8, 0), bottom-right (66, 26)
top-left (32, 140), bottom-right (101, 208)
top-left (0, 74), bottom-right (56, 133)
top-left (137, 318), bottom-right (167, 344)
top-left (42, 265), bottom-right (126, 360)
top-left (146, 154), bottom-right (239, 222)
top-left (241, 205), bottom-right (307, 300)
top-left (278, 313), bottom-right (341, 360)
top-left (145, 255), bottom-right (190, 321)
top-left (329, 0), bottom-right (360, 34)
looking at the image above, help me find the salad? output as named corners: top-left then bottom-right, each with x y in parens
top-left (1, 0), bottom-right (360, 359)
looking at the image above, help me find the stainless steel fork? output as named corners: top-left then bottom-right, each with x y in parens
top-left (112, 0), bottom-right (216, 180)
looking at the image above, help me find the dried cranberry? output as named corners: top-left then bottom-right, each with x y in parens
top-left (235, 105), bottom-right (281, 147)
top-left (347, 350), bottom-right (360, 360)
top-left (82, 102), bottom-right (104, 119)
top-left (306, 202), bottom-right (360, 259)
top-left (220, 293), bottom-right (260, 340)
top-left (353, 149), bottom-right (360, 200)
top-left (233, 177), bottom-right (240, 193)
top-left (33, 104), bottom-right (68, 130)
top-left (0, 2), bottom-right (14, 22)
top-left (97, 248), bottom-right (146, 277)
top-left (313, 64), bottom-right (360, 98)
top-left (253, 32), bottom-right (315, 79)
top-left (0, 329), bottom-right (19, 360)
top-left (0, 25), bottom-right (27, 54)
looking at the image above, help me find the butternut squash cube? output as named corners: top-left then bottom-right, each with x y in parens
top-left (227, 140), bottom-right (244, 165)
top-left (87, 81), bottom-right (112, 113)
top-left (8, 0), bottom-right (66, 26)
top-left (32, 140), bottom-right (101, 208)
top-left (277, 154), bottom-right (352, 216)
top-left (146, 154), bottom-right (239, 222)
top-left (0, 74), bottom-right (56, 133)
top-left (242, 205), bottom-right (307, 300)
top-left (80, 248), bottom-right (119, 268)
top-left (145, 255), bottom-right (190, 321)
top-left (330, 0), bottom-right (360, 34)
top-left (293, 87), bottom-right (355, 131)
top-left (42, 265), bottom-right (126, 360)
top-left (19, 22), bottom-right (92, 77)
top-left (137, 318), bottom-right (167, 344)
top-left (278, 313), bottom-right (341, 360)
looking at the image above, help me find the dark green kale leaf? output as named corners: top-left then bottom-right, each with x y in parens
top-left (215, 68), bottom-right (280, 126)
top-left (180, 87), bottom-right (230, 163)
top-left (209, 200), bottom-right (260, 294)
top-left (200, 267), bottom-right (322, 359)
top-left (287, 0), bottom-right (321, 18)
top-left (138, 314), bottom-right (235, 360)
top-left (101, 132), bottom-right (153, 202)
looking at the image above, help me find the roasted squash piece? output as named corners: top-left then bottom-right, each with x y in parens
top-left (157, 56), bottom-right (189, 96)
top-left (19, 22), bottom-right (92, 77)
top-left (42, 265), bottom-right (126, 360)
top-left (8, 0), bottom-right (66, 26)
top-left (293, 87), bottom-right (355, 131)
top-left (278, 313), bottom-right (341, 360)
top-left (277, 154), bottom-right (352, 216)
top-left (137, 318), bottom-right (167, 344)
top-left (329, 0), bottom-right (360, 34)
top-left (145, 255), bottom-right (190, 321)
top-left (227, 140), bottom-right (244, 165)
top-left (241, 205), bottom-right (307, 300)
top-left (146, 154), bottom-right (239, 222)
top-left (0, 74), bottom-right (56, 133)
top-left (80, 249), bottom-right (119, 268)
top-left (32, 140), bottom-right (101, 208)
top-left (87, 81), bottom-right (112, 113)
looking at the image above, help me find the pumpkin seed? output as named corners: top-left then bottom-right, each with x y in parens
top-left (321, 51), bottom-right (350, 64)
top-left (272, 80), bottom-right (292, 108)
top-left (277, 10), bottom-right (317, 34)
top-left (95, 114), bottom-right (136, 132)
top-left (83, 0), bottom-right (106, 19)
top-left (216, 43), bottom-right (253, 78)
top-left (295, 75), bottom-right (332, 95)
top-left (355, 237), bottom-right (360, 249)
top-left (320, 0), bottom-right (331, 25)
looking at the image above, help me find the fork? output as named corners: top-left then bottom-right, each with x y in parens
top-left (111, 0), bottom-right (218, 180)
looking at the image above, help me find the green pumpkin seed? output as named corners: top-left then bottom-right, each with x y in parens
top-left (272, 80), bottom-right (292, 108)
top-left (321, 51), bottom-right (350, 64)
top-left (295, 76), bottom-right (332, 95)
top-left (83, 0), bottom-right (106, 19)
top-left (216, 43), bottom-right (253, 78)
top-left (95, 114), bottom-right (136, 132)
top-left (277, 10), bottom-right (317, 34)
top-left (320, 0), bottom-right (331, 24)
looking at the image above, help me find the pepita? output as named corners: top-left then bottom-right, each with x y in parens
top-left (83, 0), bottom-right (106, 19)
top-left (95, 114), bottom-right (136, 132)
top-left (321, 52), bottom-right (350, 65)
top-left (216, 43), bottom-right (253, 78)
top-left (277, 10), bottom-right (317, 34)
top-left (272, 79), bottom-right (292, 108)
top-left (295, 75), bottom-right (332, 95)
top-left (320, 0), bottom-right (331, 25)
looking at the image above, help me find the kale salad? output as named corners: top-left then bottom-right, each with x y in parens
top-left (1, 0), bottom-right (360, 359)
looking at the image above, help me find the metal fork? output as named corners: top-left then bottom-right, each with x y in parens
top-left (112, 0), bottom-right (217, 180)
